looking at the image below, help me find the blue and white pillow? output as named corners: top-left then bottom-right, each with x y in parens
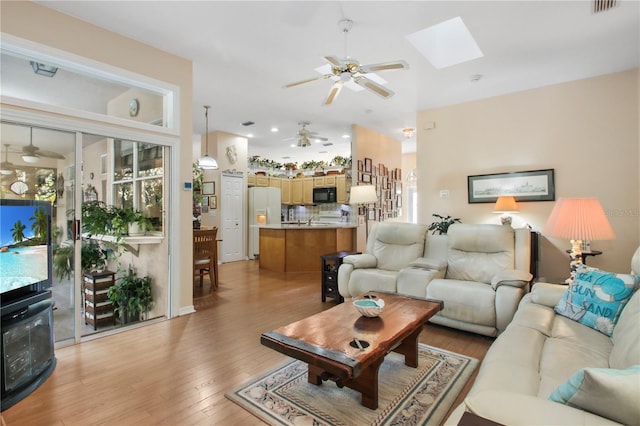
top-left (554, 265), bottom-right (639, 336)
top-left (549, 365), bottom-right (640, 425)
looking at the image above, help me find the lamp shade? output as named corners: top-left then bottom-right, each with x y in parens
top-left (350, 185), bottom-right (378, 204)
top-left (197, 154), bottom-right (218, 170)
top-left (493, 196), bottom-right (519, 213)
top-left (543, 197), bottom-right (615, 241)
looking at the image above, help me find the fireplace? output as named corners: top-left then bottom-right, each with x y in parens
top-left (1, 296), bottom-right (56, 411)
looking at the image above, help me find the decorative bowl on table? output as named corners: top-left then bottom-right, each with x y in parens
top-left (353, 298), bottom-right (385, 317)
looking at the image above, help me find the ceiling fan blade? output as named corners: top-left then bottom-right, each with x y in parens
top-left (354, 76), bottom-right (394, 99)
top-left (35, 150), bottom-right (65, 160)
top-left (283, 75), bottom-right (330, 89)
top-left (323, 56), bottom-right (344, 68)
top-left (359, 60), bottom-right (409, 73)
top-left (322, 81), bottom-right (343, 106)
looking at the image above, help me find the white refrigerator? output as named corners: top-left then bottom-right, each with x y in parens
top-left (248, 187), bottom-right (281, 259)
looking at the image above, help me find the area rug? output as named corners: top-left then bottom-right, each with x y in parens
top-left (226, 344), bottom-right (478, 425)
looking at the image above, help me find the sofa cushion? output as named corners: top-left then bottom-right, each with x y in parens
top-left (371, 223), bottom-right (426, 271)
top-left (554, 266), bottom-right (639, 336)
top-left (610, 289), bottom-right (640, 369)
top-left (548, 365), bottom-right (640, 425)
top-left (427, 279), bottom-right (496, 327)
top-left (446, 224), bottom-right (515, 284)
top-left (347, 269), bottom-right (398, 295)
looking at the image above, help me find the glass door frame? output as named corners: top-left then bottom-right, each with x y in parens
top-left (1, 105), bottom-right (180, 346)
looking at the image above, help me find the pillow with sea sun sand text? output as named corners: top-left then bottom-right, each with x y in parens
top-left (554, 265), bottom-right (639, 336)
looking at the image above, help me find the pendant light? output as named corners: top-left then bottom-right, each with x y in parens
top-left (197, 105), bottom-right (219, 170)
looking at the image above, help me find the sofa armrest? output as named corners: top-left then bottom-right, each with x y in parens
top-left (342, 253), bottom-right (378, 269)
top-left (530, 282), bottom-right (568, 308)
top-left (490, 269), bottom-right (533, 290)
top-left (407, 257), bottom-right (447, 271)
top-left (456, 391), bottom-right (622, 425)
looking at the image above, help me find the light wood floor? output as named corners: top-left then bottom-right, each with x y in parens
top-left (2, 260), bottom-right (493, 425)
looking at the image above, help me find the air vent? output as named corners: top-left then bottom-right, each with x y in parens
top-left (322, 142), bottom-right (333, 147)
top-left (281, 156), bottom-right (291, 159)
top-left (241, 121), bottom-right (255, 126)
top-left (594, 0), bottom-right (616, 13)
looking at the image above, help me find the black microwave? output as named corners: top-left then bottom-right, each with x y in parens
top-left (313, 187), bottom-right (337, 203)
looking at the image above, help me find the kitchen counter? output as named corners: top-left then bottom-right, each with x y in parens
top-left (258, 224), bottom-right (356, 272)
top-left (262, 222), bottom-right (357, 229)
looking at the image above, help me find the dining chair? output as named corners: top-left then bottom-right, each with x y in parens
top-left (193, 227), bottom-right (218, 291)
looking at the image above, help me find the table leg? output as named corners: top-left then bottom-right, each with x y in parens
top-left (307, 364), bottom-right (323, 386)
top-left (393, 327), bottom-right (422, 367)
top-left (344, 357), bottom-right (384, 409)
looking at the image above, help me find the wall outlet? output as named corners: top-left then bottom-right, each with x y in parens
top-left (439, 189), bottom-right (450, 199)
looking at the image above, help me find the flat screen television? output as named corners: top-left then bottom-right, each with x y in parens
top-left (0, 199), bottom-right (53, 311)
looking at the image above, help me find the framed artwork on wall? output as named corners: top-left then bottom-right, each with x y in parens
top-left (202, 181), bottom-right (215, 195)
top-left (209, 196), bottom-right (217, 209)
top-left (364, 157), bottom-right (372, 173)
top-left (467, 169), bottom-right (555, 203)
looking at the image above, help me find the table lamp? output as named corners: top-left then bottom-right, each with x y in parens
top-left (493, 196), bottom-right (519, 225)
top-left (349, 185), bottom-right (378, 238)
top-left (543, 197), bottom-right (615, 281)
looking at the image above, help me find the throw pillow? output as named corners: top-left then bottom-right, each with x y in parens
top-left (549, 365), bottom-right (640, 425)
top-left (554, 265), bottom-right (639, 336)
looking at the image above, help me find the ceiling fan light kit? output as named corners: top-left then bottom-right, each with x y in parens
top-left (284, 18), bottom-right (409, 105)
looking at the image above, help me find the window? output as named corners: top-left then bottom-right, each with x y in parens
top-left (113, 139), bottom-right (164, 232)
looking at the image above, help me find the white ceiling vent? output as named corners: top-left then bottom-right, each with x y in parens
top-left (594, 0), bottom-right (617, 13)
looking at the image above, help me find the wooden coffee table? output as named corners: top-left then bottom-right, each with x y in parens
top-left (260, 292), bottom-right (443, 409)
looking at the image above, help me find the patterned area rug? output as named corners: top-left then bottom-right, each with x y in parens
top-left (226, 344), bottom-right (478, 425)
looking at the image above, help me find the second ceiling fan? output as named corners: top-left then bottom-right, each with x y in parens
top-left (284, 19), bottom-right (409, 106)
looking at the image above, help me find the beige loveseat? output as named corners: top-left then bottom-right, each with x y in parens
top-left (446, 247), bottom-right (640, 425)
top-left (338, 222), bottom-right (533, 337)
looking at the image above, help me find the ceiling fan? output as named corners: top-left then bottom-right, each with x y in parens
top-left (284, 19), bottom-right (409, 105)
top-left (284, 122), bottom-right (328, 148)
top-left (13, 127), bottom-right (65, 163)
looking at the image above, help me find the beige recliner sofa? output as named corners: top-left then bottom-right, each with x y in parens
top-left (339, 223), bottom-right (532, 337)
top-left (424, 223), bottom-right (533, 337)
top-left (445, 247), bottom-right (640, 425)
top-left (337, 222), bottom-right (435, 297)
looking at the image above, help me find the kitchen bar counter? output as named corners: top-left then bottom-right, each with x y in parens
top-left (259, 224), bottom-right (357, 272)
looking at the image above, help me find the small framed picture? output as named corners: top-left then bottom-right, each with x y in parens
top-left (362, 173), bottom-right (371, 183)
top-left (209, 196), bottom-right (217, 209)
top-left (357, 160), bottom-right (364, 171)
top-left (364, 157), bottom-right (372, 173)
top-left (201, 205), bottom-right (209, 214)
top-left (201, 196), bottom-right (209, 207)
top-left (202, 181), bottom-right (215, 195)
top-left (368, 208), bottom-right (376, 220)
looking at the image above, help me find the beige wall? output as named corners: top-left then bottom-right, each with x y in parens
top-left (2, 2), bottom-right (195, 314)
top-left (417, 69), bottom-right (639, 278)
top-left (199, 131), bottom-right (248, 230)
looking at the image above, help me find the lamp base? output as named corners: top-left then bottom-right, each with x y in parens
top-left (567, 239), bottom-right (584, 283)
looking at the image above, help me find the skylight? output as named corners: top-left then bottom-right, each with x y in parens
top-left (405, 17), bottom-right (483, 70)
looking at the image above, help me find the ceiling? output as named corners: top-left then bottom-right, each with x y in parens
top-left (6, 1), bottom-right (640, 166)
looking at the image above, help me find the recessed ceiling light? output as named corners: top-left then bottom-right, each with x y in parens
top-left (405, 16), bottom-right (483, 70)
top-left (247, 133), bottom-right (253, 138)
top-left (342, 134), bottom-right (350, 139)
top-left (271, 127), bottom-right (278, 132)
top-left (290, 143), bottom-right (297, 148)
top-left (470, 74), bottom-right (483, 82)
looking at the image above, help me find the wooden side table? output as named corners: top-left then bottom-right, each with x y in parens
top-left (320, 251), bottom-right (359, 303)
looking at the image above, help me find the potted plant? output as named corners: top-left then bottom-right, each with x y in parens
top-left (427, 214), bottom-right (461, 235)
top-left (108, 269), bottom-right (154, 324)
